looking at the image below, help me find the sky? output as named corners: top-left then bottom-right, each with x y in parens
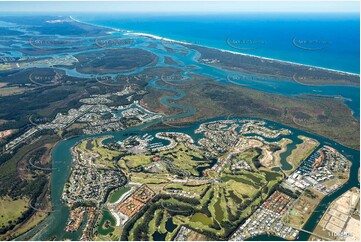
top-left (0, 1), bottom-right (359, 13)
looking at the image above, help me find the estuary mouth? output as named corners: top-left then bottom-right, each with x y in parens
top-left (0, 4), bottom-right (359, 242)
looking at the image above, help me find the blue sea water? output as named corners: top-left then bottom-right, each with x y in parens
top-left (76, 13), bottom-right (360, 74)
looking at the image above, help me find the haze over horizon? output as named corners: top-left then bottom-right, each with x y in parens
top-left (0, 1), bottom-right (359, 13)
top-left (0, 2), bottom-right (360, 242)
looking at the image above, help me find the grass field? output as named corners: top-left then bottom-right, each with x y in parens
top-left (124, 175), bottom-right (282, 240)
top-left (273, 138), bottom-right (293, 167)
top-left (148, 209), bottom-right (165, 237)
top-left (122, 144), bottom-right (284, 240)
top-left (0, 193), bottom-right (51, 241)
top-left (0, 132), bottom-right (54, 240)
top-left (129, 172), bottom-right (169, 186)
top-left (77, 137), bottom-right (120, 168)
top-left (163, 183), bottom-right (208, 199)
top-left (190, 213), bottom-right (213, 225)
top-left (285, 135), bottom-right (319, 175)
top-left (122, 153), bottom-right (152, 169)
top-left (108, 187), bottom-right (130, 203)
top-left (1, 210), bottom-right (48, 241)
top-left (0, 196), bottom-right (29, 227)
top-left (90, 123), bottom-right (287, 240)
top-left (119, 142), bottom-right (210, 177)
top-left (160, 143), bottom-right (209, 173)
top-left (283, 188), bottom-right (324, 228)
top-left (0, 135), bottom-right (59, 177)
top-left (0, 87), bottom-right (27, 96)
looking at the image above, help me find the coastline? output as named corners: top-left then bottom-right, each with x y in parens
top-left (69, 15), bottom-right (126, 34)
top-left (72, 16), bottom-right (359, 76)
top-left (129, 32), bottom-right (359, 77)
top-left (4, 14), bottom-right (359, 241)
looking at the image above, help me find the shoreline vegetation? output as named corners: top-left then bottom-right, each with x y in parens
top-left (186, 43), bottom-right (359, 86)
top-left (144, 76), bottom-right (359, 150)
top-left (131, 32), bottom-right (360, 78)
top-left (72, 16), bottom-right (359, 78)
top-left (0, 14), bottom-right (359, 241)
top-left (73, 17), bottom-right (360, 148)
top-left (285, 136), bottom-right (319, 175)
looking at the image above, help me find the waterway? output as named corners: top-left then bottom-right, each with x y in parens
top-left (7, 17), bottom-right (359, 241)
top-left (16, 116), bottom-right (359, 241)
top-left (1, 20), bottom-right (359, 118)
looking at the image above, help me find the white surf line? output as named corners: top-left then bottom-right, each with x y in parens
top-left (126, 33), bottom-right (359, 77)
top-left (69, 16), bottom-right (124, 33)
top-left (71, 16), bottom-right (359, 76)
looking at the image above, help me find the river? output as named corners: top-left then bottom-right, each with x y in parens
top-left (15, 116), bottom-right (359, 241)
top-left (9, 17), bottom-right (360, 241)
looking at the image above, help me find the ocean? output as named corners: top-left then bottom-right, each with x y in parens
top-left (76, 13), bottom-right (360, 74)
